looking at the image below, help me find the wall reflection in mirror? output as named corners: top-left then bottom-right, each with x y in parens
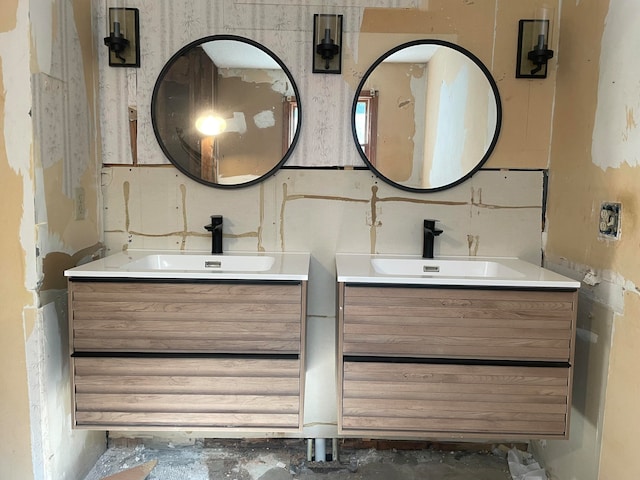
top-left (151, 35), bottom-right (301, 188)
top-left (353, 40), bottom-right (501, 192)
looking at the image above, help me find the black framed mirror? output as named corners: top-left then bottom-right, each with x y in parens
top-left (151, 35), bottom-right (301, 188)
top-left (352, 39), bottom-right (501, 192)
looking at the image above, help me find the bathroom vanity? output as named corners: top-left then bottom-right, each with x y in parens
top-left (65, 250), bottom-right (310, 432)
top-left (335, 254), bottom-right (580, 440)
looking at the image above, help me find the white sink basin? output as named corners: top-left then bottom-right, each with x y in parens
top-left (336, 254), bottom-right (580, 288)
top-left (65, 250), bottom-right (310, 281)
top-left (371, 258), bottom-right (524, 278)
top-left (123, 254), bottom-right (275, 272)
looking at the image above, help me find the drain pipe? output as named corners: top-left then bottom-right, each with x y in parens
top-left (306, 439), bottom-right (313, 461)
top-left (314, 438), bottom-right (326, 462)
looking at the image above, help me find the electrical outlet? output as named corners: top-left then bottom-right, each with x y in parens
top-left (599, 202), bottom-right (620, 238)
top-left (74, 187), bottom-right (86, 220)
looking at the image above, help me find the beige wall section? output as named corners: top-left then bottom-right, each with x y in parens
top-left (0, 54), bottom-right (36, 480)
top-left (541, 0), bottom-right (640, 479)
top-left (0, 0), bottom-right (18, 32)
top-left (363, 63), bottom-right (419, 182)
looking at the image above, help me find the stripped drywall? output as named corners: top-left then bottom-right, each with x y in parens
top-left (540, 0), bottom-right (640, 478)
top-left (28, 1), bottom-right (106, 478)
top-left (0, 51), bottom-right (37, 480)
top-left (0, 0), bottom-right (106, 478)
top-left (0, 0), bottom-right (38, 477)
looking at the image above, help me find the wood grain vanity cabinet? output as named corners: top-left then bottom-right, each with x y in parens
top-left (68, 279), bottom-right (307, 431)
top-left (337, 284), bottom-right (578, 439)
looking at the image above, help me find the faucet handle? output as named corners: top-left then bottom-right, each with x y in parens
top-left (205, 215), bottom-right (223, 231)
top-left (424, 219), bottom-right (443, 235)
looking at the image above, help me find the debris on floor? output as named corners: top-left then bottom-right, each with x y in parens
top-left (100, 459), bottom-right (157, 480)
top-left (83, 439), bottom-right (514, 480)
top-left (507, 447), bottom-right (548, 480)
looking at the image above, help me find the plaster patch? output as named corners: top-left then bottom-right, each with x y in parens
top-left (253, 110), bottom-right (276, 129)
top-left (592, 0), bottom-right (640, 170)
top-left (266, 69), bottom-right (293, 95)
top-left (25, 307), bottom-right (46, 480)
top-left (576, 327), bottom-right (599, 344)
top-left (30, 0), bottom-right (53, 74)
top-left (544, 256), bottom-right (639, 315)
top-left (226, 112), bottom-right (247, 134)
top-left (583, 269), bottom-right (601, 286)
top-left (0, 0), bottom-right (38, 292)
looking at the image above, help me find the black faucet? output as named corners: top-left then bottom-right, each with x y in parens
top-left (423, 219), bottom-right (443, 259)
top-left (204, 215), bottom-right (223, 254)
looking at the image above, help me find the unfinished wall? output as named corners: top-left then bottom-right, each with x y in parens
top-left (540, 0), bottom-right (640, 479)
top-left (31, 0), bottom-right (106, 477)
top-left (1, 0), bottom-right (105, 479)
top-left (99, 0), bottom-right (556, 442)
top-left (0, 1), bottom-right (35, 477)
top-left (101, 0), bottom-right (559, 170)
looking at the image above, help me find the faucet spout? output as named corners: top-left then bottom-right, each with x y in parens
top-left (423, 219), bottom-right (443, 259)
top-left (204, 215), bottom-right (224, 254)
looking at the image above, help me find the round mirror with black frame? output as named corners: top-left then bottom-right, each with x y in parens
top-left (352, 39), bottom-right (502, 192)
top-left (151, 35), bottom-right (301, 188)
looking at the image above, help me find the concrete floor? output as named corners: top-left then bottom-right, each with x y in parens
top-left (83, 440), bottom-right (514, 480)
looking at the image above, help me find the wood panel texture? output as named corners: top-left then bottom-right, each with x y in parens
top-left (342, 286), bottom-right (577, 361)
top-left (69, 281), bottom-right (302, 353)
top-left (340, 361), bottom-right (570, 438)
top-left (73, 357), bottom-right (301, 430)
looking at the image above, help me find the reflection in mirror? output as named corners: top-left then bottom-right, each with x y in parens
top-left (152, 35), bottom-right (301, 188)
top-left (352, 40), bottom-right (501, 192)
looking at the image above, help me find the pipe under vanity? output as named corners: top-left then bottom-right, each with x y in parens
top-left (306, 438), bottom-right (339, 462)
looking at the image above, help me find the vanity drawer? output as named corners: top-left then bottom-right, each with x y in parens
top-left (69, 281), bottom-right (303, 354)
top-left (340, 361), bottom-right (570, 438)
top-left (73, 356), bottom-right (301, 430)
top-left (342, 286), bottom-right (577, 362)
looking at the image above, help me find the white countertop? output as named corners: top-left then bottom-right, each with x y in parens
top-left (65, 250), bottom-right (310, 281)
top-left (335, 253), bottom-right (581, 289)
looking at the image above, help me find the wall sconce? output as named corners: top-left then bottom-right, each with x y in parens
top-left (313, 14), bottom-right (343, 74)
top-left (104, 5), bottom-right (140, 67)
top-left (516, 8), bottom-right (554, 78)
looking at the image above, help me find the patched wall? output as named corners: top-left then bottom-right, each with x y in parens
top-left (1, 0), bottom-right (105, 479)
top-left (540, 0), bottom-right (640, 479)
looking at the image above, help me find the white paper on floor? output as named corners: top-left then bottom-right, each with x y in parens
top-left (507, 448), bottom-right (547, 480)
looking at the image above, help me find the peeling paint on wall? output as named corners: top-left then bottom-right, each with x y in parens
top-left (542, 0), bottom-right (640, 478)
top-left (0, 0), bottom-right (105, 478)
top-left (0, 50), bottom-right (37, 479)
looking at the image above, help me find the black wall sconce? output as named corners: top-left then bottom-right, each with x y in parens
top-left (313, 14), bottom-right (343, 74)
top-left (104, 6), bottom-right (140, 67)
top-left (516, 12), bottom-right (554, 78)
